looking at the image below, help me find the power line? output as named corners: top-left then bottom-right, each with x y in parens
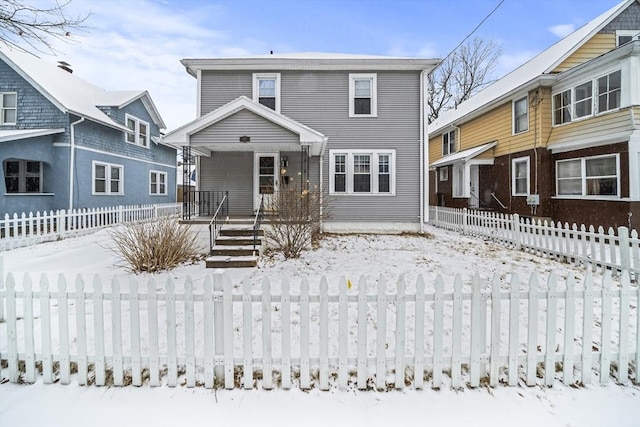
top-left (435, 0), bottom-right (505, 68)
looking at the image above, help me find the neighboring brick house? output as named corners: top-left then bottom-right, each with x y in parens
top-left (428, 0), bottom-right (640, 231)
top-left (0, 48), bottom-right (176, 216)
top-left (164, 53), bottom-right (437, 232)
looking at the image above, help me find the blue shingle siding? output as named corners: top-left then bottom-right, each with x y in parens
top-left (602, 2), bottom-right (640, 32)
top-left (0, 60), bottom-right (67, 132)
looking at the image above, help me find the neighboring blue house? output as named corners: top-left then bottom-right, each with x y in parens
top-left (0, 48), bottom-right (176, 217)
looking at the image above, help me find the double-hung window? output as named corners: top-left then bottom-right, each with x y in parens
top-left (349, 74), bottom-right (377, 117)
top-left (597, 70), bottom-right (621, 114)
top-left (512, 97), bottom-right (528, 134)
top-left (553, 89), bottom-right (572, 125)
top-left (150, 171), bottom-right (167, 195)
top-left (616, 30), bottom-right (640, 46)
top-left (1, 92), bottom-right (17, 125)
top-left (573, 81), bottom-right (593, 119)
top-left (125, 114), bottom-right (149, 147)
top-left (556, 154), bottom-right (619, 197)
top-left (511, 156), bottom-right (530, 196)
top-left (330, 150), bottom-right (394, 195)
top-left (3, 159), bottom-right (42, 193)
top-left (93, 161), bottom-right (123, 195)
top-left (253, 73), bottom-right (281, 112)
top-left (442, 129), bottom-right (456, 156)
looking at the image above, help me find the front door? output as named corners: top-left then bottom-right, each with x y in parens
top-left (254, 153), bottom-right (278, 211)
top-left (469, 164), bottom-right (479, 209)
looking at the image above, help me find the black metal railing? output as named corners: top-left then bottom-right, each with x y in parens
top-left (253, 195), bottom-right (265, 254)
top-left (209, 193), bottom-right (228, 250)
top-left (184, 191), bottom-right (228, 219)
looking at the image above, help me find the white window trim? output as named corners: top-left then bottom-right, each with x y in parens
top-left (125, 114), bottom-right (150, 148)
top-left (511, 156), bottom-right (530, 196)
top-left (92, 161), bottom-right (124, 195)
top-left (329, 149), bottom-right (395, 195)
top-left (595, 69), bottom-right (622, 116)
top-left (348, 73), bottom-right (378, 117)
top-left (3, 159), bottom-right (43, 193)
top-left (555, 153), bottom-right (620, 198)
top-left (512, 96), bottom-right (529, 135)
top-left (616, 30), bottom-right (640, 46)
top-left (149, 170), bottom-right (167, 196)
top-left (1, 92), bottom-right (17, 125)
top-left (252, 73), bottom-right (281, 113)
top-left (442, 129), bottom-right (456, 156)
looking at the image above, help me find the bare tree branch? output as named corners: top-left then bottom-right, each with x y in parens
top-left (0, 0), bottom-right (90, 54)
top-left (428, 37), bottom-right (501, 123)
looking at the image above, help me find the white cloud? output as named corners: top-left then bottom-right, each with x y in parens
top-left (496, 51), bottom-right (538, 77)
top-left (548, 24), bottom-right (575, 38)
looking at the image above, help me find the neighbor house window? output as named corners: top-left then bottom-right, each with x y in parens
top-left (329, 149), bottom-right (395, 194)
top-left (150, 170), bottom-right (167, 195)
top-left (252, 73), bottom-right (281, 112)
top-left (3, 159), bottom-right (42, 193)
top-left (442, 129), bottom-right (456, 156)
top-left (556, 154), bottom-right (619, 197)
top-left (616, 30), bottom-right (639, 46)
top-left (597, 70), bottom-right (621, 113)
top-left (439, 167), bottom-right (448, 182)
top-left (452, 163), bottom-right (465, 198)
top-left (125, 114), bottom-right (150, 147)
top-left (553, 89), bottom-right (572, 125)
top-left (511, 156), bottom-right (530, 196)
top-left (573, 81), bottom-right (593, 119)
top-left (513, 96), bottom-right (528, 134)
top-left (93, 161), bottom-right (123, 195)
top-left (349, 73), bottom-right (377, 117)
top-left (1, 92), bottom-right (17, 125)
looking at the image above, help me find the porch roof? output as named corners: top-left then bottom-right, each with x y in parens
top-left (430, 141), bottom-right (497, 168)
top-left (0, 128), bottom-right (65, 143)
top-left (163, 96), bottom-right (328, 157)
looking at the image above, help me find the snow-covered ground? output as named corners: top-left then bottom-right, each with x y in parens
top-left (1, 225), bottom-right (638, 427)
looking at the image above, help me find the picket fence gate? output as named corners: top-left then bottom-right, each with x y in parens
top-left (429, 206), bottom-right (640, 281)
top-left (0, 203), bottom-right (182, 251)
top-left (0, 270), bottom-right (638, 390)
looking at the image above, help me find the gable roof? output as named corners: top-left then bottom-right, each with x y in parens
top-left (429, 0), bottom-right (635, 135)
top-left (163, 96), bottom-right (328, 155)
top-left (181, 52), bottom-right (438, 75)
top-left (0, 48), bottom-right (166, 130)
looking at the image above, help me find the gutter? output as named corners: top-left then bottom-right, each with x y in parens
top-left (69, 116), bottom-right (85, 210)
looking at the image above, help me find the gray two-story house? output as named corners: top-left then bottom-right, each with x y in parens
top-left (0, 48), bottom-right (176, 217)
top-left (164, 53), bottom-right (437, 232)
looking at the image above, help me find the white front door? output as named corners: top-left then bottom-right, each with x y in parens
top-left (254, 153), bottom-right (278, 211)
top-left (469, 164), bottom-right (479, 209)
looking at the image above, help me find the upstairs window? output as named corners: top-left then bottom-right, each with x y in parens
top-left (442, 129), bottom-right (456, 156)
top-left (93, 161), bottom-right (123, 195)
top-left (253, 73), bottom-right (281, 112)
top-left (597, 70), bottom-right (621, 113)
top-left (616, 30), bottom-right (640, 46)
top-left (349, 73), bottom-right (377, 117)
top-left (1, 92), bottom-right (17, 125)
top-left (553, 89), bottom-right (571, 125)
top-left (125, 114), bottom-right (149, 147)
top-left (513, 96), bottom-right (528, 134)
top-left (3, 159), bottom-right (42, 193)
top-left (329, 149), bottom-right (394, 195)
top-left (574, 81), bottom-right (593, 118)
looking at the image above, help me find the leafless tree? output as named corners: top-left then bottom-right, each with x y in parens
top-left (428, 37), bottom-right (501, 123)
top-left (0, 0), bottom-right (90, 54)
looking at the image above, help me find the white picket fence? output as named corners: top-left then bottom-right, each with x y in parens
top-left (0, 270), bottom-right (638, 390)
top-left (429, 206), bottom-right (640, 281)
top-left (0, 203), bottom-right (182, 251)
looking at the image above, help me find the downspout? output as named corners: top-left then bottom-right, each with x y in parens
top-left (68, 116), bottom-right (85, 210)
top-left (420, 69), bottom-right (427, 232)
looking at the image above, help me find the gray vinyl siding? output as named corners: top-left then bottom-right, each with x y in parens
top-left (200, 152), bottom-right (253, 215)
top-left (197, 70), bottom-right (422, 222)
top-left (191, 109), bottom-right (299, 145)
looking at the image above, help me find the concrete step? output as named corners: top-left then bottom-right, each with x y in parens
top-left (220, 228), bottom-right (264, 237)
top-left (206, 255), bottom-right (258, 268)
top-left (215, 235), bottom-right (261, 246)
top-left (211, 245), bottom-right (257, 256)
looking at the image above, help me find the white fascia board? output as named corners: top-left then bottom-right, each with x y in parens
top-left (0, 128), bottom-right (65, 143)
top-left (547, 130), bottom-right (633, 153)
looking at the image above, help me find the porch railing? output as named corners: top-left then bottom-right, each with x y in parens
top-left (209, 194), bottom-right (228, 251)
top-left (253, 196), bottom-right (264, 255)
top-left (183, 191), bottom-right (228, 220)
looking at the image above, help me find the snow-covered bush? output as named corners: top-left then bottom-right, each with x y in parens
top-left (108, 216), bottom-right (203, 273)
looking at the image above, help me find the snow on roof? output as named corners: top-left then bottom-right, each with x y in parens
top-left (429, 141), bottom-right (497, 168)
top-left (0, 128), bottom-right (65, 143)
top-left (0, 48), bottom-right (166, 130)
top-left (429, 0), bottom-right (633, 135)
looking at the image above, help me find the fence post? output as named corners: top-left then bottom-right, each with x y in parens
top-left (118, 205), bottom-right (124, 224)
top-left (619, 226), bottom-right (630, 276)
top-left (434, 206), bottom-right (438, 225)
top-left (462, 208), bottom-right (468, 235)
top-left (213, 269), bottom-right (225, 386)
top-left (513, 214), bottom-right (521, 250)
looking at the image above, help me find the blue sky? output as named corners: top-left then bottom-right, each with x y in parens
top-left (26, 0), bottom-right (623, 129)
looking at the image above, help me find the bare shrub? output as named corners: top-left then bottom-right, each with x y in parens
top-left (108, 216), bottom-right (203, 273)
top-left (263, 185), bottom-right (328, 259)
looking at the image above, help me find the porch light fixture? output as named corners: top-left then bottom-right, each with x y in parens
top-left (239, 135), bottom-right (250, 143)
